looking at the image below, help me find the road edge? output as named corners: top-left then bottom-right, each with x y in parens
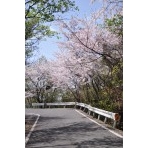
top-left (75, 109), bottom-right (123, 139)
top-left (25, 113), bottom-right (40, 145)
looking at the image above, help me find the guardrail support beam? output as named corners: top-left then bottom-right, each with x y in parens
top-left (93, 112), bottom-right (95, 118)
top-left (83, 107), bottom-right (86, 112)
top-left (98, 114), bottom-right (100, 120)
top-left (104, 117), bottom-right (107, 123)
top-left (113, 121), bottom-right (117, 128)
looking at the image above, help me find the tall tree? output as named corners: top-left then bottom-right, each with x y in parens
top-left (49, 11), bottom-right (122, 110)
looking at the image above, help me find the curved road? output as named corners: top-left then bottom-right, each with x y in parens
top-left (25, 108), bottom-right (123, 148)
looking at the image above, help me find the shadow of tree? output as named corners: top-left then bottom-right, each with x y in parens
top-left (74, 137), bottom-right (123, 148)
top-left (26, 116), bottom-right (123, 148)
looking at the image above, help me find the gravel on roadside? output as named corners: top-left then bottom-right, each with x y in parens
top-left (25, 115), bottom-right (38, 138)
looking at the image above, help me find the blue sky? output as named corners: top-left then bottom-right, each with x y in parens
top-left (32, 0), bottom-right (102, 61)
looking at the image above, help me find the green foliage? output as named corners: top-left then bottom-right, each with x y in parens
top-left (46, 92), bottom-right (58, 102)
top-left (61, 90), bottom-right (75, 102)
top-left (25, 0), bottom-right (78, 63)
top-left (25, 0), bottom-right (78, 21)
top-left (105, 14), bottom-right (123, 37)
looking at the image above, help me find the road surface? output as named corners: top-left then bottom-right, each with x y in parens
top-left (25, 108), bottom-right (123, 148)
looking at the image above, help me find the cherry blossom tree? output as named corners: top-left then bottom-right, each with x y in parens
top-left (90, 0), bottom-right (123, 19)
top-left (25, 57), bottom-right (52, 103)
top-left (58, 13), bottom-right (122, 59)
top-left (49, 11), bottom-right (122, 108)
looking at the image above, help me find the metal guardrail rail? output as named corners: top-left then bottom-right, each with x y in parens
top-left (32, 102), bottom-right (75, 108)
top-left (31, 102), bottom-right (120, 128)
top-left (32, 103), bottom-right (44, 107)
top-left (46, 102), bottom-right (75, 107)
top-left (75, 102), bottom-right (120, 128)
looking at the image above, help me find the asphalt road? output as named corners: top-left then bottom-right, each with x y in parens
top-left (25, 108), bottom-right (123, 148)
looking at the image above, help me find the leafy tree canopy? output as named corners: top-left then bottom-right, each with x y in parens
top-left (105, 14), bottom-right (123, 37)
top-left (25, 0), bottom-right (78, 64)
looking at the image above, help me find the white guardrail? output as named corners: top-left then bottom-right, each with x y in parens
top-left (32, 102), bottom-right (75, 108)
top-left (31, 102), bottom-right (120, 128)
top-left (75, 102), bottom-right (120, 128)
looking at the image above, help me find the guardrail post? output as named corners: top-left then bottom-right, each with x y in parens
top-left (88, 110), bottom-right (91, 115)
top-left (83, 107), bottom-right (86, 112)
top-left (104, 117), bottom-right (107, 123)
top-left (87, 109), bottom-right (89, 114)
top-left (98, 114), bottom-right (100, 120)
top-left (93, 112), bottom-right (95, 118)
top-left (113, 121), bottom-right (117, 128)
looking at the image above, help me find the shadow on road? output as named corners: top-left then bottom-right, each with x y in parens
top-left (26, 115), bottom-right (123, 148)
